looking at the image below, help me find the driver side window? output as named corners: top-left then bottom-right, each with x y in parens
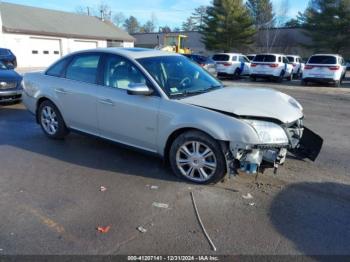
top-left (104, 55), bottom-right (147, 90)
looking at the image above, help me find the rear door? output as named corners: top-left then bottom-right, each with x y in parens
top-left (54, 53), bottom-right (101, 133)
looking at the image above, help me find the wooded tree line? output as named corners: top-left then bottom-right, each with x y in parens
top-left (76, 0), bottom-right (350, 54)
top-left (201, 0), bottom-right (350, 54)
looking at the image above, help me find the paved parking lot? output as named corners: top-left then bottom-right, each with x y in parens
top-left (0, 78), bottom-right (350, 256)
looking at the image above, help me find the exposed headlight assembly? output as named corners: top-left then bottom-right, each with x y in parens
top-left (243, 120), bottom-right (289, 145)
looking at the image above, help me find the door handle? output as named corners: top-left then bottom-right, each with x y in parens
top-left (98, 98), bottom-right (115, 106)
top-left (55, 88), bottom-right (70, 94)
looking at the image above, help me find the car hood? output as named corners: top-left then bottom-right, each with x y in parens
top-left (0, 69), bottom-right (21, 82)
top-left (179, 87), bottom-right (303, 124)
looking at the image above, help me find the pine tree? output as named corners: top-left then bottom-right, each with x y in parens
top-left (201, 0), bottom-right (256, 52)
top-left (299, 0), bottom-right (350, 53)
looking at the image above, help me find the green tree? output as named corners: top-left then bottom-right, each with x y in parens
top-left (182, 17), bottom-right (197, 31)
top-left (299, 0), bottom-right (350, 53)
top-left (201, 0), bottom-right (256, 52)
top-left (246, 0), bottom-right (274, 29)
top-left (284, 18), bottom-right (301, 28)
top-left (123, 16), bottom-right (140, 34)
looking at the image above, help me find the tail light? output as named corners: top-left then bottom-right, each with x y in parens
top-left (199, 63), bottom-right (205, 67)
top-left (223, 62), bottom-right (232, 66)
top-left (304, 65), bottom-right (314, 70)
top-left (293, 63), bottom-right (297, 67)
top-left (269, 64), bottom-right (278, 68)
top-left (251, 63), bottom-right (257, 67)
top-left (329, 66), bottom-right (340, 71)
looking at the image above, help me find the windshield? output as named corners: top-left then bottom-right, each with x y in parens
top-left (137, 56), bottom-right (222, 98)
top-left (254, 55), bottom-right (276, 62)
top-left (0, 61), bottom-right (8, 70)
top-left (287, 56), bottom-right (295, 62)
top-left (0, 49), bottom-right (10, 56)
top-left (308, 56), bottom-right (337, 64)
top-left (212, 54), bottom-right (230, 61)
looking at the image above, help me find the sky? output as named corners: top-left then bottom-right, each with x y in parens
top-left (2, 0), bottom-right (309, 28)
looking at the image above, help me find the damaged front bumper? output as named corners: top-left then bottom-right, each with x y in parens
top-left (227, 120), bottom-right (323, 175)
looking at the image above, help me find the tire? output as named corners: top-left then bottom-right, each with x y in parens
top-left (301, 80), bottom-right (308, 86)
top-left (38, 100), bottom-right (69, 139)
top-left (250, 76), bottom-right (257, 82)
top-left (276, 71), bottom-right (284, 83)
top-left (233, 68), bottom-right (241, 80)
top-left (169, 131), bottom-right (227, 184)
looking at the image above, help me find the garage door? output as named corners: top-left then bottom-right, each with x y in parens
top-left (29, 38), bottom-right (61, 67)
top-left (70, 40), bottom-right (98, 52)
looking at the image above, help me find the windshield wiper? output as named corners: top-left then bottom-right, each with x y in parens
top-left (170, 85), bottom-right (222, 98)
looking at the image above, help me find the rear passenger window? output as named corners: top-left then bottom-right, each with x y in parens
top-left (231, 56), bottom-right (238, 61)
top-left (278, 57), bottom-right (282, 63)
top-left (66, 55), bottom-right (100, 84)
top-left (283, 57), bottom-right (289, 63)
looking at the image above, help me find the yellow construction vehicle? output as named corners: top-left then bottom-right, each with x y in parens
top-left (161, 34), bottom-right (192, 54)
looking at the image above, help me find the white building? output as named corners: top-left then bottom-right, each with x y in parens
top-left (0, 2), bottom-right (135, 68)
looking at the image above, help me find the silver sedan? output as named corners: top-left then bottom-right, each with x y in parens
top-left (22, 48), bottom-right (323, 184)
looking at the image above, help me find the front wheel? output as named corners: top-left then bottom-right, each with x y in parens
top-left (38, 100), bottom-right (69, 139)
top-left (169, 131), bottom-right (227, 184)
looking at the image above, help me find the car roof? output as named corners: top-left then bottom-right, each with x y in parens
top-left (256, 53), bottom-right (285, 56)
top-left (311, 54), bottom-right (341, 57)
top-left (213, 53), bottom-right (243, 56)
top-left (69, 48), bottom-right (181, 59)
top-left (286, 55), bottom-right (301, 57)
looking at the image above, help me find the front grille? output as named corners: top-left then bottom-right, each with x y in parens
top-left (0, 81), bottom-right (17, 90)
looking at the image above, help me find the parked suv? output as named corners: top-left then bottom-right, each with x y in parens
top-left (212, 53), bottom-right (251, 78)
top-left (250, 54), bottom-right (293, 82)
top-left (0, 61), bottom-right (22, 103)
top-left (0, 48), bottom-right (17, 68)
top-left (302, 54), bottom-right (347, 87)
top-left (286, 55), bottom-right (305, 78)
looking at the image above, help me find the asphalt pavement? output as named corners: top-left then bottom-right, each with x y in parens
top-left (0, 78), bottom-right (350, 257)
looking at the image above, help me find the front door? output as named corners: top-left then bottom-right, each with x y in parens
top-left (97, 55), bottom-right (160, 152)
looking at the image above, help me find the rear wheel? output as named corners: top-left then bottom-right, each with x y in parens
top-left (38, 100), bottom-right (69, 139)
top-left (169, 131), bottom-right (226, 184)
top-left (301, 80), bottom-right (308, 86)
top-left (250, 76), bottom-right (257, 82)
top-left (276, 71), bottom-right (285, 83)
top-left (233, 68), bottom-right (241, 80)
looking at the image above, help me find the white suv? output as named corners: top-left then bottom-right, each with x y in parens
top-left (212, 53), bottom-right (251, 78)
top-left (287, 55), bottom-right (305, 78)
top-left (302, 54), bottom-right (347, 87)
top-left (250, 54), bottom-right (293, 82)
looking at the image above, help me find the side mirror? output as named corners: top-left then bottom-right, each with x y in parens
top-left (126, 83), bottom-right (153, 96)
top-left (7, 63), bottom-right (15, 70)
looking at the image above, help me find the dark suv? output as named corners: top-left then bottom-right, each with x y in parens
top-left (0, 48), bottom-right (17, 68)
